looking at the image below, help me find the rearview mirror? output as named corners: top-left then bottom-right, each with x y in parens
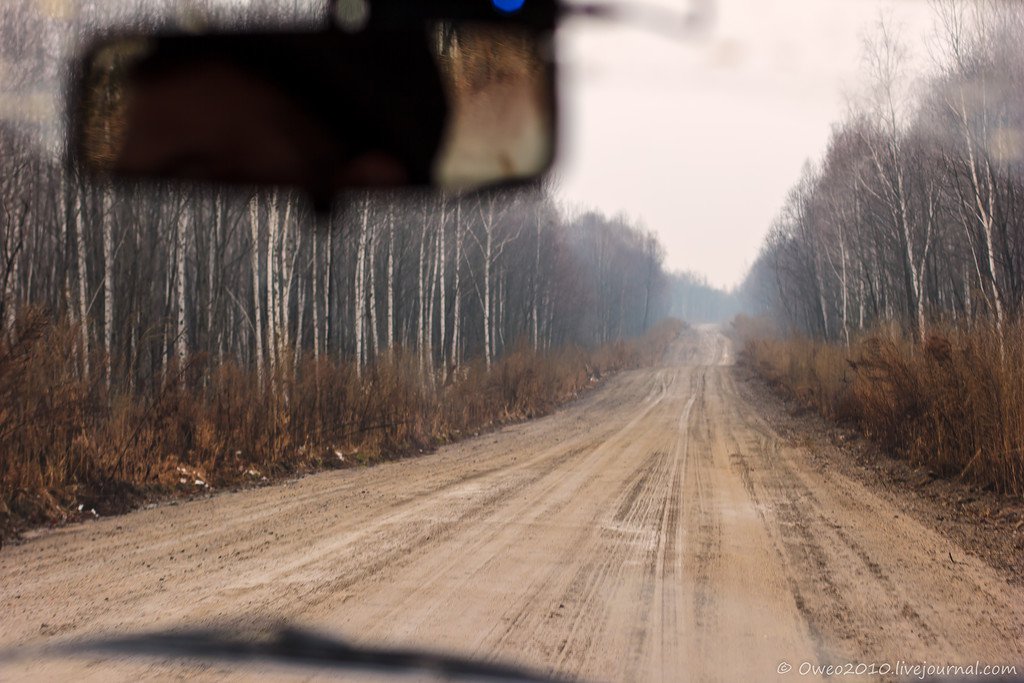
top-left (73, 18), bottom-right (556, 203)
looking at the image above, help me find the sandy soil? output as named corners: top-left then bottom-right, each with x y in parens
top-left (1, 328), bottom-right (1021, 682)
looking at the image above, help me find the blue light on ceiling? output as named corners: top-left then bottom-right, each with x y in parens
top-left (492, 0), bottom-right (525, 13)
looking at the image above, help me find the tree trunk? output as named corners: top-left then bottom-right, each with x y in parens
top-left (368, 217), bottom-right (379, 360)
top-left (174, 202), bottom-right (188, 366)
top-left (417, 203), bottom-right (429, 370)
top-left (266, 190), bottom-right (279, 374)
top-left (73, 180), bottom-right (89, 378)
top-left (483, 224), bottom-right (492, 369)
top-left (325, 224), bottom-right (333, 357)
top-left (248, 195), bottom-right (264, 386)
top-left (278, 192), bottom-right (295, 367)
top-left (386, 207), bottom-right (395, 352)
top-left (437, 198), bottom-right (447, 369)
top-left (312, 226), bottom-right (320, 361)
top-left (450, 201), bottom-right (462, 368)
top-left (532, 216), bottom-right (541, 350)
top-left (102, 184), bottom-right (114, 386)
top-left (354, 194), bottom-right (370, 372)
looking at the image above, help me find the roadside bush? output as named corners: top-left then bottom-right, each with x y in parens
top-left (0, 311), bottom-right (684, 538)
top-left (735, 316), bottom-right (1024, 496)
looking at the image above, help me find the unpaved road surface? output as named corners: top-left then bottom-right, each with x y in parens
top-left (2, 329), bottom-right (1022, 681)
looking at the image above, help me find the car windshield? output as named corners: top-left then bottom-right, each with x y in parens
top-left (1, 1), bottom-right (1022, 682)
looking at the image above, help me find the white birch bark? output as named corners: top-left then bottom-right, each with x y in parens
top-left (207, 191), bottom-right (222, 360)
top-left (354, 194), bottom-right (370, 372)
top-left (483, 215), bottom-right (493, 369)
top-left (248, 195), bottom-right (264, 386)
top-left (266, 191), bottom-right (279, 373)
top-left (532, 215), bottom-right (541, 351)
top-left (450, 201), bottom-right (462, 368)
top-left (278, 192), bottom-right (295, 364)
top-left (386, 207), bottom-right (395, 352)
top-left (102, 184), bottom-right (114, 385)
top-left (436, 197), bottom-right (447, 369)
top-left (312, 226), bottom-right (320, 361)
top-left (417, 203), bottom-right (428, 369)
top-left (73, 181), bottom-right (89, 377)
top-left (174, 203), bottom-right (188, 366)
top-left (367, 219), bottom-right (379, 360)
top-left (324, 225), bottom-right (333, 357)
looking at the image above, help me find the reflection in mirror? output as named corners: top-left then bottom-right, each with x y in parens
top-left (80, 40), bottom-right (145, 170)
top-left (75, 24), bottom-right (555, 198)
top-left (432, 23), bottom-right (555, 190)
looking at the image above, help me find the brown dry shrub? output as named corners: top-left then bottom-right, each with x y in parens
top-left (738, 315), bottom-right (1024, 495)
top-left (0, 311), bottom-right (684, 537)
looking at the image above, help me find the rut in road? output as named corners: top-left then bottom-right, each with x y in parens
top-left (1, 328), bottom-right (1022, 682)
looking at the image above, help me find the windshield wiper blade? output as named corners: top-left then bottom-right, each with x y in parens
top-left (37, 626), bottom-right (565, 682)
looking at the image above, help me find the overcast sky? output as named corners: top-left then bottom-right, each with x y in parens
top-left (555, 0), bottom-right (934, 290)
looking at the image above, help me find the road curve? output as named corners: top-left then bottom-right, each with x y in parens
top-left (1, 328), bottom-right (1022, 681)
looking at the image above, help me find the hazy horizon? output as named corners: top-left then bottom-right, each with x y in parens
top-left (555, 0), bottom-right (934, 290)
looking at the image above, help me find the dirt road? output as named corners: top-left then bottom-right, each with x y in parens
top-left (1, 328), bottom-right (1022, 681)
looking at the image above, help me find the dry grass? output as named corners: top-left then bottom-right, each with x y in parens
top-left (734, 315), bottom-right (1024, 496)
top-left (0, 310), bottom-right (684, 538)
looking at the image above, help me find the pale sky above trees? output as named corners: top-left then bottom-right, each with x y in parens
top-left (8, 0), bottom-right (936, 292)
top-left (557, 0), bottom-right (934, 289)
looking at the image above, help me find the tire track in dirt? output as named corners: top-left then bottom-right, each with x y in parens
top-left (2, 329), bottom-right (1022, 682)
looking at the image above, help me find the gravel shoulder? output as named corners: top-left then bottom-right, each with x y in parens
top-left (735, 363), bottom-right (1024, 587)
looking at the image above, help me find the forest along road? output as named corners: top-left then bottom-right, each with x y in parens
top-left (1, 328), bottom-right (1022, 682)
